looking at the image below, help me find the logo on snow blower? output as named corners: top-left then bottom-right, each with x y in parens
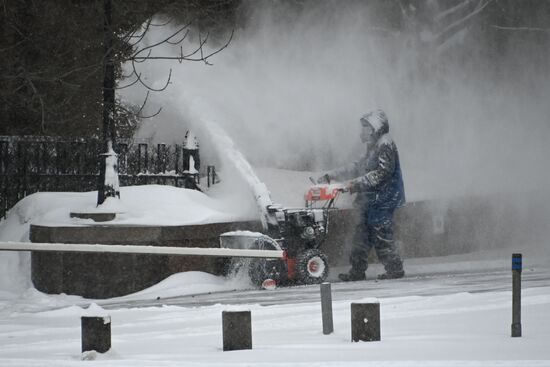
top-left (304, 185), bottom-right (344, 202)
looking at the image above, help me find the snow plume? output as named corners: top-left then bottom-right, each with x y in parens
top-left (165, 95), bottom-right (276, 229)
top-left (120, 1), bottom-right (550, 248)
top-left (199, 120), bottom-right (277, 230)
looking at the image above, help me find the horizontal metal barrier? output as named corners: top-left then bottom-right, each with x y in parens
top-left (0, 241), bottom-right (284, 259)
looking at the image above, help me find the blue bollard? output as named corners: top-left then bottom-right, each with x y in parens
top-left (511, 253), bottom-right (522, 337)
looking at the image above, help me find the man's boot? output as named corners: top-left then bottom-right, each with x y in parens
top-left (338, 270), bottom-right (366, 282)
top-left (376, 270), bottom-right (405, 280)
top-left (377, 255), bottom-right (404, 280)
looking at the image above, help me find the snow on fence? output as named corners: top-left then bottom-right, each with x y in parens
top-left (0, 241), bottom-right (284, 259)
top-left (0, 137), bottom-right (217, 219)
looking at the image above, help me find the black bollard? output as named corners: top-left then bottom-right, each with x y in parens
top-left (81, 316), bottom-right (111, 353)
top-left (222, 311), bottom-right (252, 351)
top-left (320, 282), bottom-right (334, 335)
top-left (351, 302), bottom-right (380, 342)
top-left (511, 253), bottom-right (522, 337)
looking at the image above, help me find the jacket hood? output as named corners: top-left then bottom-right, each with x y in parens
top-left (361, 109), bottom-right (389, 138)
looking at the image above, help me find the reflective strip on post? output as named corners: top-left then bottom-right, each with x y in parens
top-left (512, 253), bottom-right (522, 272)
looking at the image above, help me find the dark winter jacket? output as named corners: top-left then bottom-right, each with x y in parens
top-left (326, 126), bottom-right (405, 224)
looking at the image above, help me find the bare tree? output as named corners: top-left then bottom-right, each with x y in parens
top-left (116, 15), bottom-right (234, 120)
top-left (97, 0), bottom-right (234, 205)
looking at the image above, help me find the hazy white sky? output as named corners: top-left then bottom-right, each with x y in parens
top-left (121, 1), bottom-right (550, 200)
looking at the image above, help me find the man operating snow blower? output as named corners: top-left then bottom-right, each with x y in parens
top-left (317, 109), bottom-right (406, 281)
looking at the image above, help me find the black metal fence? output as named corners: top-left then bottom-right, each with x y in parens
top-left (0, 136), bottom-right (212, 219)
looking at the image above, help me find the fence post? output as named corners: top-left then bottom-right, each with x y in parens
top-left (351, 302), bottom-right (380, 342)
top-left (117, 143), bottom-right (128, 175)
top-left (207, 165), bottom-right (217, 187)
top-left (81, 316), bottom-right (111, 353)
top-left (511, 253), bottom-right (522, 337)
top-left (17, 142), bottom-right (28, 196)
top-left (320, 282), bottom-right (334, 335)
top-left (157, 143), bottom-right (167, 173)
top-left (175, 144), bottom-right (181, 174)
top-left (138, 143), bottom-right (147, 173)
top-left (0, 141), bottom-right (8, 219)
top-left (222, 311), bottom-right (252, 351)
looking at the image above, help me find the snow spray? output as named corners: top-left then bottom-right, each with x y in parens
top-left (169, 91), bottom-right (277, 229)
top-left (199, 119), bottom-right (277, 230)
top-left (122, 2), bottom-right (550, 253)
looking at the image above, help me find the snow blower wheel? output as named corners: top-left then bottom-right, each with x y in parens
top-left (295, 249), bottom-right (329, 284)
top-left (248, 257), bottom-right (287, 288)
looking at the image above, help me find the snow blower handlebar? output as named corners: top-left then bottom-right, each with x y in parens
top-left (304, 182), bottom-right (348, 209)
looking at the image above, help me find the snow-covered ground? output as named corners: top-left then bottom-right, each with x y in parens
top-left (0, 185), bottom-right (549, 366)
top-left (0, 263), bottom-right (549, 366)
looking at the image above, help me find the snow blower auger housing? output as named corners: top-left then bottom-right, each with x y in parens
top-left (220, 183), bottom-right (347, 289)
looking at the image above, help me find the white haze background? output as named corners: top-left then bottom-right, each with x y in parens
top-left (122, 0), bottom-right (550, 202)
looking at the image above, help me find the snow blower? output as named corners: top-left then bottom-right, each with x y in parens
top-left (220, 180), bottom-right (348, 289)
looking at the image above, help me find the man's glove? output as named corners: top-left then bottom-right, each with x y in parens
top-left (347, 178), bottom-right (363, 194)
top-left (346, 182), bottom-right (355, 194)
top-left (337, 185), bottom-right (349, 193)
top-left (316, 174), bottom-right (330, 184)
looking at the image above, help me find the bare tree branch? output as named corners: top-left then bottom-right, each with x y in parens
top-left (436, 0), bottom-right (493, 40)
top-left (165, 29), bottom-right (190, 45)
top-left (116, 74), bottom-right (141, 89)
top-left (130, 59), bottom-right (172, 91)
top-left (115, 10), bottom-right (235, 125)
top-left (130, 19), bottom-right (195, 60)
top-left (139, 106), bottom-right (163, 119)
top-left (179, 30), bottom-right (209, 59)
top-left (492, 25), bottom-right (550, 32)
top-left (149, 17), bottom-right (175, 27)
top-left (198, 30), bottom-right (209, 65)
top-left (136, 90), bottom-right (151, 116)
top-left (23, 71), bottom-right (46, 134)
top-left (0, 39), bottom-right (25, 52)
top-left (126, 18), bottom-right (153, 47)
top-left (117, 91), bottom-right (163, 119)
top-left (129, 28), bottom-right (234, 64)
top-left (133, 48), bottom-right (152, 63)
top-left (435, 0), bottom-right (472, 23)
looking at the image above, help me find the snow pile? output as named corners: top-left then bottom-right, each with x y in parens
top-left (0, 184), bottom-right (261, 297)
top-left (25, 185), bottom-right (258, 227)
top-left (116, 271), bottom-right (249, 301)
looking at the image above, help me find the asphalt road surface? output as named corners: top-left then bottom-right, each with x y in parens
top-left (97, 265), bottom-right (550, 310)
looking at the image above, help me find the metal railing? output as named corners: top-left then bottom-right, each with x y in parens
top-left (0, 137), bottom-right (216, 219)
